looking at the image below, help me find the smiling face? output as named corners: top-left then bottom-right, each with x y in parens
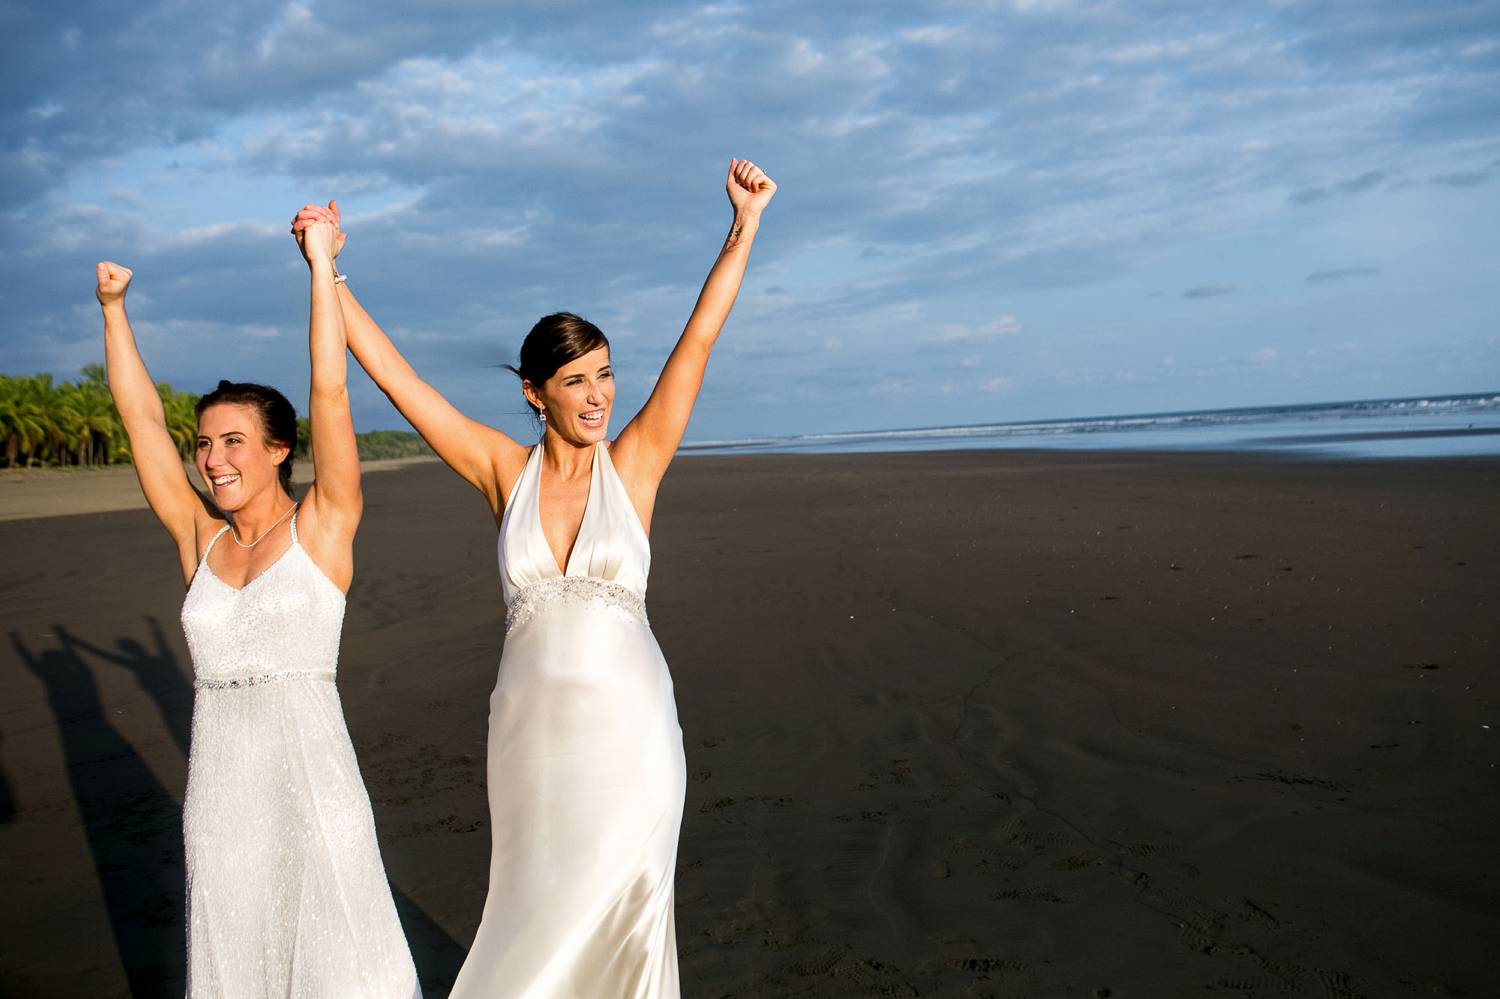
top-left (194, 402), bottom-right (291, 510)
top-left (525, 346), bottom-right (614, 445)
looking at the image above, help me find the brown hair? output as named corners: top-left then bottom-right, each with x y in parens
top-left (505, 312), bottom-right (610, 415)
top-left (194, 380), bottom-right (297, 496)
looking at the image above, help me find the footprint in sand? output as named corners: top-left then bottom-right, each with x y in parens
top-left (993, 886), bottom-right (1067, 903)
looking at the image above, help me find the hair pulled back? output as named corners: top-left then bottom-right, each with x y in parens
top-left (195, 380), bottom-right (298, 496)
top-left (505, 312), bottom-right (610, 415)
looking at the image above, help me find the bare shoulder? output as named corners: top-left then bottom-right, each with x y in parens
top-left (297, 482), bottom-right (360, 540)
top-left (492, 435), bottom-right (534, 508)
top-left (605, 434), bottom-right (660, 490)
top-left (189, 495), bottom-right (226, 552)
top-left (283, 485), bottom-right (358, 592)
top-left (603, 436), bottom-right (663, 532)
top-left (602, 434), bottom-right (629, 469)
top-left (602, 435), bottom-right (633, 479)
top-left (180, 505), bottom-right (228, 583)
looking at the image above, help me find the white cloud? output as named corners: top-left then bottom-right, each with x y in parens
top-left (256, 2), bottom-right (317, 64)
top-left (902, 25), bottom-right (961, 46)
top-left (158, 318), bottom-right (277, 340)
top-left (933, 315), bottom-right (1023, 342)
top-left (1104, 34), bottom-right (1227, 65)
top-left (870, 378), bottom-right (914, 397)
top-left (149, 220), bottom-right (284, 252)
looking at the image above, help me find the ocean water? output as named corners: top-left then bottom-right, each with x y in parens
top-left (681, 392), bottom-right (1500, 460)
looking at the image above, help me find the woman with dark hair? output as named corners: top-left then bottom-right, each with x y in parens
top-left (294, 158), bottom-right (776, 996)
top-left (97, 214), bottom-right (418, 997)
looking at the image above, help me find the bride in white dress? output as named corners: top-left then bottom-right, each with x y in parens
top-left (97, 215), bottom-right (418, 997)
top-left (294, 159), bottom-right (776, 996)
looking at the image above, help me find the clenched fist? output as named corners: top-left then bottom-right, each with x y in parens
top-left (727, 159), bottom-right (776, 218)
top-left (96, 261), bottom-right (133, 308)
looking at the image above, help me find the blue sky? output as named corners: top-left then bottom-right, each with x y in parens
top-left (3, 0), bottom-right (1497, 442)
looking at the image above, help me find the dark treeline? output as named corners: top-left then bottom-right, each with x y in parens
top-left (1, 367), bottom-right (431, 469)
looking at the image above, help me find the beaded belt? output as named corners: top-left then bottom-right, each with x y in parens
top-left (506, 576), bottom-right (649, 633)
top-left (194, 670), bottom-right (337, 690)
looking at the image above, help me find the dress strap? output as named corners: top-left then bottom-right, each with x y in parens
top-left (200, 525), bottom-right (232, 564)
top-left (289, 504), bottom-right (300, 544)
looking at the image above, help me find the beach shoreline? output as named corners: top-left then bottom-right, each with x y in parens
top-left (2, 449), bottom-right (1496, 996)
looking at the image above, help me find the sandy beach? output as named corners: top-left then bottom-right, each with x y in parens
top-left (1, 449), bottom-right (1496, 997)
top-left (0, 456), bottom-right (438, 523)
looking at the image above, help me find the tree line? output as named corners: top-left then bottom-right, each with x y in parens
top-left (0, 367), bottom-right (430, 469)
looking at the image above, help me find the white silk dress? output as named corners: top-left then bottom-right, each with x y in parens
top-left (448, 442), bottom-right (686, 998)
top-left (180, 510), bottom-right (419, 998)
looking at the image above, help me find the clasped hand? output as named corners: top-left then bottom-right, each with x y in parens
top-left (291, 200), bottom-right (345, 267)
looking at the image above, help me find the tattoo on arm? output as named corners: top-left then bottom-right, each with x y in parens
top-left (724, 222), bottom-right (744, 249)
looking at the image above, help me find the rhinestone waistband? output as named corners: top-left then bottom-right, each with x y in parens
top-left (506, 575), bottom-right (649, 633)
top-left (194, 670), bottom-right (337, 690)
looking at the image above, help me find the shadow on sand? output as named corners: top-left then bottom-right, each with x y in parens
top-left (14, 625), bottom-right (186, 996)
top-left (16, 620), bottom-right (466, 996)
top-left (0, 730), bottom-right (16, 825)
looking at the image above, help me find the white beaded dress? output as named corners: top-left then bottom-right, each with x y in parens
top-left (180, 510), bottom-right (419, 998)
top-left (448, 442), bottom-right (686, 999)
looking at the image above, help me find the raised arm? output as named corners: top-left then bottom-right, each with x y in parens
top-left (292, 203), bottom-right (526, 513)
top-left (613, 159), bottom-right (776, 486)
top-left (97, 263), bottom-right (209, 572)
top-left (295, 210), bottom-right (363, 553)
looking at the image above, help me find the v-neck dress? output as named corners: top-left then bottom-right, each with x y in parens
top-left (179, 510), bottom-right (419, 998)
top-left (448, 442), bottom-right (686, 998)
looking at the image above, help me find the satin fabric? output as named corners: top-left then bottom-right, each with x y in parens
top-left (448, 442), bottom-right (686, 999)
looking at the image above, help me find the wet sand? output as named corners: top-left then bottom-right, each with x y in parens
top-left (1, 450), bottom-right (1497, 997)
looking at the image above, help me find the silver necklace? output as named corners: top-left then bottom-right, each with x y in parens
top-left (231, 501), bottom-right (298, 549)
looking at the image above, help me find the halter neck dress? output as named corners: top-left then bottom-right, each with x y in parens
top-left (180, 509), bottom-right (419, 998)
top-left (448, 442), bottom-right (686, 998)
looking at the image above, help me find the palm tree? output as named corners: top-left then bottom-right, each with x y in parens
top-left (50, 382), bottom-right (86, 466)
top-left (160, 385), bottom-right (199, 461)
top-left (0, 366), bottom-right (199, 467)
top-left (59, 380), bottom-right (119, 465)
top-left (14, 375), bottom-right (63, 466)
top-left (0, 376), bottom-right (44, 466)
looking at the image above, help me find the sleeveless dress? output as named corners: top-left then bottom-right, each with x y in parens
top-left (180, 510), bottom-right (419, 998)
top-left (448, 442), bottom-right (687, 999)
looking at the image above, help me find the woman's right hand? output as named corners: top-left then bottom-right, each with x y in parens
top-left (726, 158), bottom-right (776, 218)
top-left (95, 261), bottom-right (132, 308)
top-left (298, 218), bottom-right (340, 268)
top-left (292, 200), bottom-right (346, 265)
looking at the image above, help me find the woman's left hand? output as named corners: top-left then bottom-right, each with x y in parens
top-left (727, 159), bottom-right (776, 218)
top-left (291, 200), bottom-right (346, 265)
